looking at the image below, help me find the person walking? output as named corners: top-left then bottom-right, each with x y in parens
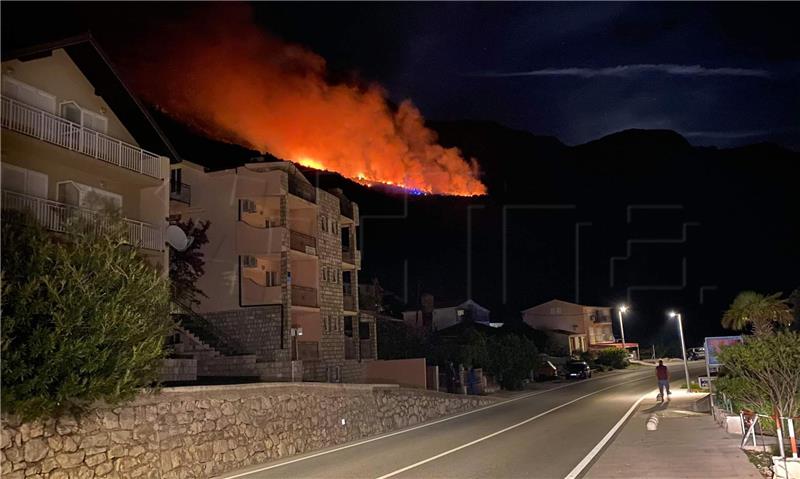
top-left (656, 360), bottom-right (671, 400)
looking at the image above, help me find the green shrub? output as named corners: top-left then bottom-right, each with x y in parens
top-left (715, 331), bottom-right (800, 418)
top-left (486, 334), bottom-right (539, 390)
top-left (1, 212), bottom-right (173, 419)
top-left (596, 348), bottom-right (629, 369)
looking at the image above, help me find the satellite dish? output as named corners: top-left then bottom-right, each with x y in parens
top-left (166, 225), bottom-right (194, 252)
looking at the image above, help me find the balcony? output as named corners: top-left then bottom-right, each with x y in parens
top-left (169, 181), bottom-right (191, 205)
top-left (241, 278), bottom-right (281, 306)
top-left (237, 223), bottom-right (284, 255)
top-left (2, 190), bottom-right (162, 251)
top-left (360, 339), bottom-right (374, 360)
top-left (288, 174), bottom-right (317, 204)
top-left (1, 96), bottom-right (163, 180)
top-left (345, 337), bottom-right (356, 360)
top-left (340, 197), bottom-right (354, 219)
top-left (342, 248), bottom-right (355, 265)
top-left (343, 283), bottom-right (356, 311)
top-left (291, 284), bottom-right (318, 308)
top-left (290, 230), bottom-right (317, 255)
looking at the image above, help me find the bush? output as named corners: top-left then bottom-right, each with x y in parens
top-left (1, 212), bottom-right (173, 419)
top-left (486, 334), bottom-right (539, 390)
top-left (715, 331), bottom-right (800, 418)
top-left (596, 348), bottom-right (629, 369)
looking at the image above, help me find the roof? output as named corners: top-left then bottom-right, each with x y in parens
top-left (547, 329), bottom-right (584, 336)
top-left (521, 298), bottom-right (611, 314)
top-left (2, 33), bottom-right (180, 161)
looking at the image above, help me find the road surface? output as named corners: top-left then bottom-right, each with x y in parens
top-left (223, 362), bottom-right (706, 479)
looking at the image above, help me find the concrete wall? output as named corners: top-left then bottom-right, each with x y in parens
top-left (366, 358), bottom-right (428, 389)
top-left (0, 383), bottom-right (494, 479)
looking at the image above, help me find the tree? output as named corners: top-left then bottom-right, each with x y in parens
top-left (486, 334), bottom-right (539, 390)
top-left (721, 291), bottom-right (793, 337)
top-left (596, 348), bottom-right (629, 369)
top-left (1, 211), bottom-right (173, 419)
top-left (715, 332), bottom-right (800, 418)
top-left (169, 218), bottom-right (210, 308)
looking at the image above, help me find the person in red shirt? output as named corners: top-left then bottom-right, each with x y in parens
top-left (656, 360), bottom-right (671, 398)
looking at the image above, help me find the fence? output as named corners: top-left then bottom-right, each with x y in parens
top-left (2, 96), bottom-right (163, 179)
top-left (2, 190), bottom-right (162, 251)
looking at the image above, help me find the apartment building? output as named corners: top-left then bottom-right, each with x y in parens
top-left (0, 35), bottom-right (174, 271)
top-left (169, 159), bottom-right (376, 383)
top-left (522, 299), bottom-right (617, 355)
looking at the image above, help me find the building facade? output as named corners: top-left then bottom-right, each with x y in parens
top-left (1, 36), bottom-right (173, 273)
top-left (169, 160), bottom-right (376, 383)
top-left (521, 299), bottom-right (615, 355)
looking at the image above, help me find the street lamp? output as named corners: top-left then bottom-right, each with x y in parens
top-left (617, 305), bottom-right (628, 352)
top-left (668, 311), bottom-right (691, 390)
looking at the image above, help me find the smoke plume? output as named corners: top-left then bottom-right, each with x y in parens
top-left (122, 6), bottom-right (485, 196)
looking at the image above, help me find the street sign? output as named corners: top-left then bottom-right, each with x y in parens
top-left (704, 335), bottom-right (743, 374)
top-left (698, 376), bottom-right (715, 389)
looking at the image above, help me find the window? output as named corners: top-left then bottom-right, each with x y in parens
top-left (1, 164), bottom-right (48, 198)
top-left (322, 267), bottom-right (328, 282)
top-left (320, 215), bottom-right (328, 233)
top-left (241, 199), bottom-right (257, 213)
top-left (332, 220), bottom-right (338, 235)
top-left (59, 101), bottom-right (108, 134)
top-left (265, 271), bottom-right (279, 287)
top-left (241, 255), bottom-right (258, 268)
top-left (2, 77), bottom-right (56, 113)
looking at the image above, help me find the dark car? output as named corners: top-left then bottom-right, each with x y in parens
top-left (565, 361), bottom-right (592, 379)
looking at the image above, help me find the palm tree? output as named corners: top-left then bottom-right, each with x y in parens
top-left (721, 291), bottom-right (793, 336)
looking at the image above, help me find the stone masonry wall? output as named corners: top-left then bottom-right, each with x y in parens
top-left (1, 383), bottom-right (495, 479)
top-left (204, 307), bottom-right (285, 361)
top-left (317, 190), bottom-right (346, 378)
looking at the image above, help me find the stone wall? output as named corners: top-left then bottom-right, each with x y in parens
top-left (203, 306), bottom-right (285, 361)
top-left (317, 190), bottom-right (345, 376)
top-left (1, 383), bottom-right (495, 479)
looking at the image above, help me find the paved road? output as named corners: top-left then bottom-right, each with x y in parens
top-left (223, 362), bottom-right (706, 479)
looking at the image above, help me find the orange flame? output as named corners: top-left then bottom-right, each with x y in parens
top-left (121, 6), bottom-right (486, 196)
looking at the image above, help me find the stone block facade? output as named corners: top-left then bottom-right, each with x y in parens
top-left (203, 307), bottom-right (285, 361)
top-left (1, 383), bottom-right (495, 479)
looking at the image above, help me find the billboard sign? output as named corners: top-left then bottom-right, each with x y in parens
top-left (705, 335), bottom-right (743, 372)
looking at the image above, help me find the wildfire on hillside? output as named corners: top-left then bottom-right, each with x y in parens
top-left (121, 5), bottom-right (486, 196)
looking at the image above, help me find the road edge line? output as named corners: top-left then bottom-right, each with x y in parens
top-left (563, 388), bottom-right (656, 479)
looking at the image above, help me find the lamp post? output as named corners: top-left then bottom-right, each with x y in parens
top-left (617, 305), bottom-right (628, 352)
top-left (669, 311), bottom-right (691, 389)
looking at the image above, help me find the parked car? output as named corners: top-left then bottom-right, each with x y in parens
top-left (535, 361), bottom-right (559, 381)
top-left (687, 347), bottom-right (705, 360)
top-left (564, 361), bottom-right (592, 379)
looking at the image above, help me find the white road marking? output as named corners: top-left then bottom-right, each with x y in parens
top-left (374, 376), bottom-right (651, 479)
top-left (563, 388), bottom-right (655, 479)
top-left (218, 369), bottom-right (646, 478)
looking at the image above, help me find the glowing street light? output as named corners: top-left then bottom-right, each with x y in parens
top-left (668, 310), bottom-right (691, 389)
top-left (617, 305), bottom-right (629, 353)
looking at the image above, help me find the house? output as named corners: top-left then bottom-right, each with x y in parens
top-left (521, 299), bottom-right (622, 356)
top-left (168, 158), bottom-right (376, 383)
top-left (403, 295), bottom-right (491, 332)
top-left (0, 34), bottom-right (174, 273)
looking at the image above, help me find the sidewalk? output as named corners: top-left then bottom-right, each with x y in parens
top-left (586, 384), bottom-right (761, 479)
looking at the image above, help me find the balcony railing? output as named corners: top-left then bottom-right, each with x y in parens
top-left (169, 181), bottom-right (191, 204)
top-left (340, 197), bottom-right (354, 219)
top-left (290, 230), bottom-right (317, 255)
top-left (360, 339), bottom-right (374, 360)
top-left (343, 294), bottom-right (356, 312)
top-left (345, 337), bottom-right (356, 360)
top-left (288, 175), bottom-right (317, 203)
top-left (2, 190), bottom-right (162, 251)
top-left (1, 96), bottom-right (163, 179)
top-left (291, 284), bottom-right (318, 308)
top-left (342, 248), bottom-right (355, 264)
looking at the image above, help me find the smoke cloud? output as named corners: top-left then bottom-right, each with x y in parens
top-left (122, 6), bottom-right (485, 196)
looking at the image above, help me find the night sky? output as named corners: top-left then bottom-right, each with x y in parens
top-left (4, 3), bottom-right (799, 150)
top-left (250, 2), bottom-right (800, 150)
